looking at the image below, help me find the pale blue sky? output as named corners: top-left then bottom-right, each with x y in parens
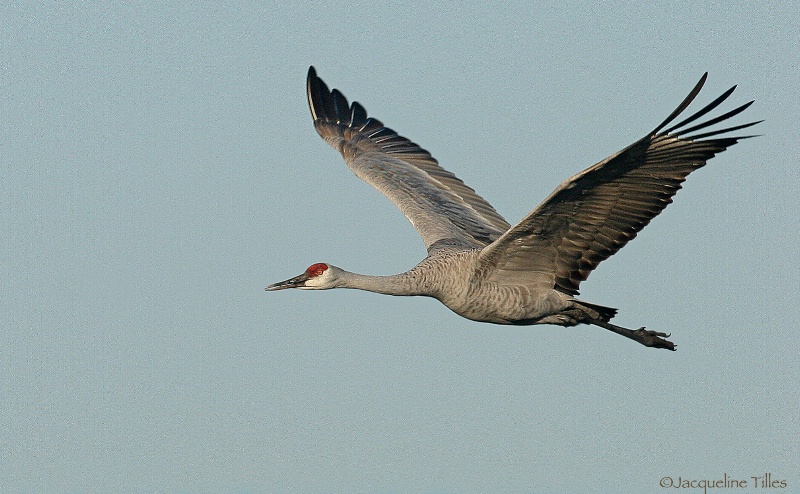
top-left (2, 2), bottom-right (798, 493)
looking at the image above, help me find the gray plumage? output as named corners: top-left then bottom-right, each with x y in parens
top-left (267, 67), bottom-right (761, 351)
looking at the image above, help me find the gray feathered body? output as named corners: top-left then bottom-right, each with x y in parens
top-left (379, 249), bottom-right (613, 326)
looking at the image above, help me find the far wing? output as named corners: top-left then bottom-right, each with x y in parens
top-left (478, 73), bottom-right (761, 295)
top-left (307, 66), bottom-right (510, 252)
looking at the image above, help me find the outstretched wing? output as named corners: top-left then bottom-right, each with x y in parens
top-left (478, 73), bottom-right (761, 295)
top-left (306, 66), bottom-right (510, 252)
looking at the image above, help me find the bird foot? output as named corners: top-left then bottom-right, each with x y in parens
top-left (590, 319), bottom-right (677, 351)
top-left (632, 327), bottom-right (676, 351)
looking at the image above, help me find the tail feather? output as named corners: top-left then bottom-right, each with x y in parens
top-left (577, 301), bottom-right (618, 323)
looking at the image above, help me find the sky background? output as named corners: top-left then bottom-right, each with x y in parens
top-left (2, 2), bottom-right (798, 493)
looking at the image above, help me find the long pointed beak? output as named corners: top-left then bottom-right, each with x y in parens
top-left (265, 272), bottom-right (309, 291)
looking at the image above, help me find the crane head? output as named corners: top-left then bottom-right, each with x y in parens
top-left (265, 263), bottom-right (337, 291)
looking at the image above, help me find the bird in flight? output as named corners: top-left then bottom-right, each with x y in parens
top-left (267, 66), bottom-right (760, 350)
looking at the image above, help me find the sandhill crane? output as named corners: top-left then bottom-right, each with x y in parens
top-left (267, 67), bottom-right (760, 350)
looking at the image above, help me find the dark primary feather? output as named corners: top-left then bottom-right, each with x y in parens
top-left (479, 74), bottom-right (761, 295)
top-left (306, 66), bottom-right (511, 251)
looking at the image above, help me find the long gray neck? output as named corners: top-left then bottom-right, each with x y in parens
top-left (337, 269), bottom-right (429, 297)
